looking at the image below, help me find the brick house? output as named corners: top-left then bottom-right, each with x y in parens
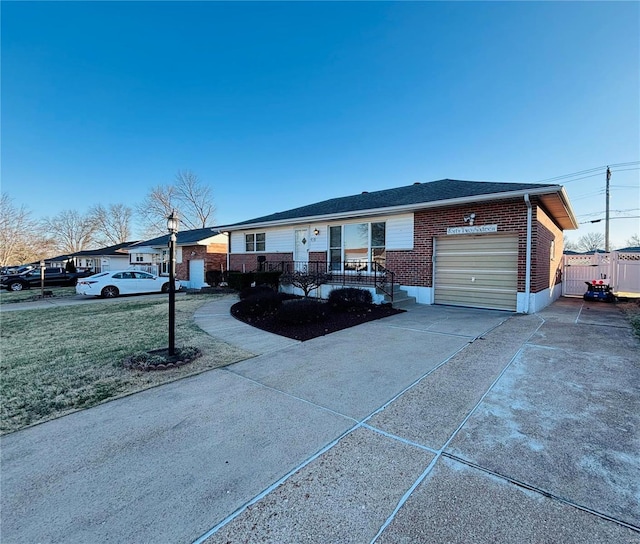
top-left (221, 179), bottom-right (578, 313)
top-left (127, 228), bottom-right (227, 289)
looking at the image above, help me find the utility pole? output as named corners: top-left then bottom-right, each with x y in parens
top-left (605, 166), bottom-right (611, 252)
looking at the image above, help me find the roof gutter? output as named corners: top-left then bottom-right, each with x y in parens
top-left (221, 185), bottom-right (567, 231)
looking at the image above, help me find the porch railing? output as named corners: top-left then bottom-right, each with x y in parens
top-left (260, 260), bottom-right (395, 301)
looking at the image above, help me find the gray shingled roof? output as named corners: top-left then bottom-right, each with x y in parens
top-left (132, 227), bottom-right (222, 247)
top-left (222, 179), bottom-right (556, 228)
top-left (73, 241), bottom-right (139, 257)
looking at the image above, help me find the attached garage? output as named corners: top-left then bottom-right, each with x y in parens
top-left (434, 235), bottom-right (519, 311)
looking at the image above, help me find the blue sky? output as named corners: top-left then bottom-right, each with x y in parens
top-left (2, 1), bottom-right (639, 247)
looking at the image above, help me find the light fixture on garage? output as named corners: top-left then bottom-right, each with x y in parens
top-left (313, 228), bottom-right (320, 236)
top-left (464, 213), bottom-right (476, 226)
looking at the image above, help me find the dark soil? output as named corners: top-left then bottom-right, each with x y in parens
top-left (231, 302), bottom-right (404, 342)
top-left (123, 347), bottom-right (202, 371)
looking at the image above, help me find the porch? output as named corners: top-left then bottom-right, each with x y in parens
top-left (259, 260), bottom-right (415, 308)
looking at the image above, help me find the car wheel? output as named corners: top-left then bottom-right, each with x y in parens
top-left (9, 281), bottom-right (27, 291)
top-left (161, 282), bottom-right (170, 293)
top-left (101, 285), bottom-right (119, 298)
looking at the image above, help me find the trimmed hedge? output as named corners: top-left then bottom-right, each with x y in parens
top-left (327, 287), bottom-right (373, 312)
top-left (277, 298), bottom-right (328, 325)
top-left (227, 271), bottom-right (282, 291)
top-left (239, 285), bottom-right (276, 300)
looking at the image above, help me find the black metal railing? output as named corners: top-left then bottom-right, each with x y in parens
top-left (260, 260), bottom-right (395, 301)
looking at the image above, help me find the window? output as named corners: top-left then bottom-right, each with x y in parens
top-left (371, 222), bottom-right (386, 269)
top-left (245, 233), bottom-right (266, 252)
top-left (135, 254), bottom-right (144, 262)
top-left (329, 226), bottom-right (342, 271)
top-left (328, 222), bottom-right (386, 272)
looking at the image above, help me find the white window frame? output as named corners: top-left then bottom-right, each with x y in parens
top-left (245, 232), bottom-right (266, 252)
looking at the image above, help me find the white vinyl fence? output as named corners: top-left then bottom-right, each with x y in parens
top-left (563, 251), bottom-right (640, 297)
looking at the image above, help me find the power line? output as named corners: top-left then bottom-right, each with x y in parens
top-left (533, 162), bottom-right (640, 184)
top-left (577, 208), bottom-right (639, 217)
top-left (580, 216), bottom-right (640, 224)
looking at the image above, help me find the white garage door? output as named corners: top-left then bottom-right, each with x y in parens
top-left (434, 235), bottom-right (519, 311)
top-left (188, 259), bottom-right (206, 289)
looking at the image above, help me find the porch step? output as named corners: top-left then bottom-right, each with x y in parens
top-left (378, 286), bottom-right (417, 309)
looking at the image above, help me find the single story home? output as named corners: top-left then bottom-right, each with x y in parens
top-left (72, 241), bottom-right (140, 273)
top-left (220, 179), bottom-right (578, 313)
top-left (127, 228), bottom-right (228, 289)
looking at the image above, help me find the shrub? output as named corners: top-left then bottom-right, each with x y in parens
top-left (205, 269), bottom-right (223, 286)
top-left (227, 271), bottom-right (254, 291)
top-left (239, 285), bottom-right (276, 300)
top-left (254, 271), bottom-right (282, 289)
top-left (328, 287), bottom-right (373, 312)
top-left (277, 298), bottom-right (328, 325)
top-left (233, 290), bottom-right (283, 318)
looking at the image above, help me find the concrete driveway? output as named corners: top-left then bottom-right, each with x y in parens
top-left (1, 297), bottom-right (638, 543)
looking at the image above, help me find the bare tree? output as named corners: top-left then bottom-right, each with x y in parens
top-left (90, 203), bottom-right (133, 246)
top-left (626, 233), bottom-right (640, 247)
top-left (42, 209), bottom-right (97, 254)
top-left (280, 269), bottom-right (331, 298)
top-left (563, 235), bottom-right (579, 252)
top-left (0, 193), bottom-right (49, 266)
top-left (136, 170), bottom-right (215, 236)
top-left (174, 170), bottom-right (215, 229)
top-left (576, 232), bottom-right (605, 253)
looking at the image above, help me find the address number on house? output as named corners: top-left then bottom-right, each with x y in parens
top-left (447, 224), bottom-right (498, 235)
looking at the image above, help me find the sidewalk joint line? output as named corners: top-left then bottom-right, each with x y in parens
top-left (361, 424), bottom-right (439, 454)
top-left (441, 453), bottom-right (640, 534)
top-left (192, 423), bottom-right (364, 544)
top-left (370, 316), bottom-right (545, 542)
top-left (370, 455), bottom-right (441, 543)
top-left (575, 301), bottom-right (584, 324)
top-left (221, 368), bottom-right (358, 423)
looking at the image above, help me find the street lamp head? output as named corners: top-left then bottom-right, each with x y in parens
top-left (167, 211), bottom-right (179, 234)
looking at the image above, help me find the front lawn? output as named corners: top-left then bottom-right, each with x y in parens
top-left (0, 286), bottom-right (77, 305)
top-left (0, 294), bottom-right (251, 434)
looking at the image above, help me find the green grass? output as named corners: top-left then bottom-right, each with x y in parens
top-left (0, 286), bottom-right (78, 305)
top-left (0, 294), bottom-right (251, 434)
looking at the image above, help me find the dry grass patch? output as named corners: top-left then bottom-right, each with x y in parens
top-left (0, 286), bottom-right (77, 305)
top-left (0, 294), bottom-right (251, 434)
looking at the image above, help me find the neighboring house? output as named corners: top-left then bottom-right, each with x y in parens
top-left (220, 179), bottom-right (578, 313)
top-left (128, 228), bottom-right (228, 289)
top-left (71, 242), bottom-right (140, 273)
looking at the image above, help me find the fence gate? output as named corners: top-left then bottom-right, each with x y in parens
top-left (563, 252), bottom-right (640, 297)
top-left (614, 252), bottom-right (640, 296)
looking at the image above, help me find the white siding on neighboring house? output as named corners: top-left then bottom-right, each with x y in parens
top-left (385, 214), bottom-right (414, 250)
top-left (230, 232), bottom-right (245, 253)
top-left (266, 227), bottom-right (295, 252)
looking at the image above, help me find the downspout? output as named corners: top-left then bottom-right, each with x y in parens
top-left (225, 232), bottom-right (230, 276)
top-left (524, 194), bottom-right (532, 314)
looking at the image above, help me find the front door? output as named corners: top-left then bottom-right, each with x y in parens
top-left (294, 229), bottom-right (309, 272)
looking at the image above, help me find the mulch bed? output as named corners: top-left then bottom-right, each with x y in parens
top-left (124, 347), bottom-right (203, 371)
top-left (231, 303), bottom-right (404, 342)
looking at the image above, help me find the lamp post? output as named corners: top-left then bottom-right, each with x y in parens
top-left (167, 211), bottom-right (179, 356)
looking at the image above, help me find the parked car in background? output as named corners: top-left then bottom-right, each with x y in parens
top-left (0, 265), bottom-right (35, 276)
top-left (0, 267), bottom-right (89, 291)
top-left (76, 270), bottom-right (181, 298)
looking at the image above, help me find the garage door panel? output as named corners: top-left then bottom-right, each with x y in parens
top-left (434, 235), bottom-right (518, 311)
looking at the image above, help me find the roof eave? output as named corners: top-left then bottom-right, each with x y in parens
top-left (221, 185), bottom-right (575, 231)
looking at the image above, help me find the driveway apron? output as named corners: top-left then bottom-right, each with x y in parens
top-left (1, 297), bottom-right (638, 543)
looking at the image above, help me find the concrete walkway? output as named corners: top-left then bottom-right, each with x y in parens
top-left (1, 297), bottom-right (638, 543)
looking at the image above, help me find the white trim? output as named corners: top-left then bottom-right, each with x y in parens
top-left (517, 284), bottom-right (562, 314)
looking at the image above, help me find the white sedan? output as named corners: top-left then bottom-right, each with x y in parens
top-left (76, 270), bottom-right (181, 298)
